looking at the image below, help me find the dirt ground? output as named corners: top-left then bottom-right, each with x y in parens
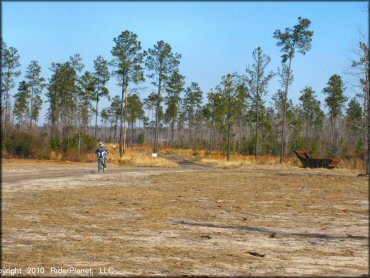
top-left (2, 158), bottom-right (369, 276)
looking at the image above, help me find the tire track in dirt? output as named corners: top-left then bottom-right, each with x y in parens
top-left (173, 220), bottom-right (369, 241)
top-left (2, 167), bottom-right (183, 184)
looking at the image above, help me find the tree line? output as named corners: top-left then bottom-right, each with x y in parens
top-left (1, 17), bottom-right (369, 173)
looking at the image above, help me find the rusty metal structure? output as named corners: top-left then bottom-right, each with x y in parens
top-left (294, 150), bottom-right (341, 169)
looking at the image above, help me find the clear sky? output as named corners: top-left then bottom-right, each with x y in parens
top-left (3, 1), bottom-right (369, 124)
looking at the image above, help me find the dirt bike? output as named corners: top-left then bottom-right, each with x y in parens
top-left (98, 154), bottom-right (108, 173)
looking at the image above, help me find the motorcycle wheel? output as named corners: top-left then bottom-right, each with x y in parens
top-left (98, 160), bottom-right (104, 173)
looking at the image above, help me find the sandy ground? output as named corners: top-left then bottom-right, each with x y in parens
top-left (1, 159), bottom-right (369, 276)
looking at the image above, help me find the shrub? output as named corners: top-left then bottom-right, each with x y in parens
top-left (38, 151), bottom-right (51, 160)
top-left (50, 137), bottom-right (60, 152)
top-left (4, 130), bottom-right (38, 158)
top-left (310, 140), bottom-right (321, 156)
top-left (355, 138), bottom-right (364, 155)
top-left (137, 133), bottom-right (145, 144)
top-left (81, 132), bottom-right (97, 152)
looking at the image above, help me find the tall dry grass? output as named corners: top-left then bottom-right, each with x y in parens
top-left (105, 144), bottom-right (178, 168)
top-left (20, 141), bottom-right (365, 171)
top-left (160, 145), bottom-right (365, 171)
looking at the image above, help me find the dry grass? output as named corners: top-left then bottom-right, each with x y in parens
top-left (17, 142), bottom-right (365, 171)
top-left (2, 166), bottom-right (368, 276)
top-left (161, 146), bottom-right (366, 171)
top-left (337, 157), bottom-right (365, 170)
top-left (106, 144), bottom-right (178, 168)
top-left (5, 144), bottom-right (178, 168)
top-left (200, 156), bottom-right (291, 169)
top-left (162, 146), bottom-right (300, 168)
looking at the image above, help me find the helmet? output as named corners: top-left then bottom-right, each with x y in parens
top-left (99, 142), bottom-right (105, 148)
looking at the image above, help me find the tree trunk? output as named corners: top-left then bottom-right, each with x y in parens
top-left (209, 126), bottom-right (213, 153)
top-left (95, 97), bottom-right (99, 139)
top-left (363, 56), bottom-right (370, 174)
top-left (367, 97), bottom-right (370, 175)
top-left (227, 123), bottom-right (231, 161)
top-left (19, 115), bottom-right (23, 131)
top-left (332, 116), bottom-right (335, 149)
top-left (123, 84), bottom-right (128, 154)
top-left (255, 61), bottom-right (261, 161)
top-left (210, 110), bottom-right (215, 153)
top-left (104, 122), bottom-right (108, 140)
top-left (153, 76), bottom-right (162, 154)
top-left (188, 118), bottom-right (193, 148)
top-left (131, 122), bottom-right (134, 149)
top-left (280, 57), bottom-right (292, 163)
top-left (2, 72), bottom-right (11, 139)
top-left (3, 89), bottom-right (9, 139)
top-left (29, 87), bottom-right (34, 128)
top-left (255, 95), bottom-right (259, 161)
top-left (119, 75), bottom-right (126, 159)
top-left (171, 117), bottom-right (175, 145)
top-left (367, 67), bottom-right (370, 175)
top-left (114, 117), bottom-right (118, 144)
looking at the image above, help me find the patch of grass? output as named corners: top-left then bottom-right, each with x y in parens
top-left (115, 154), bottom-right (178, 168)
top-left (160, 145), bottom-right (365, 171)
top-left (200, 159), bottom-right (251, 169)
top-left (106, 144), bottom-right (178, 168)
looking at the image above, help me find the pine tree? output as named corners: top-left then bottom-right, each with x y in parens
top-left (298, 86), bottom-right (324, 138)
top-left (215, 73), bottom-right (247, 161)
top-left (46, 55), bottom-right (84, 139)
top-left (111, 30), bottom-right (146, 158)
top-left (349, 39), bottom-right (369, 173)
top-left (93, 55), bottom-right (110, 138)
top-left (13, 81), bottom-right (31, 129)
top-left (77, 71), bottom-right (96, 130)
top-left (346, 98), bottom-right (363, 134)
top-left (146, 40), bottom-right (181, 154)
top-left (127, 93), bottom-right (144, 148)
top-left (109, 96), bottom-right (122, 143)
top-left (25, 60), bottom-right (46, 128)
top-left (323, 74), bottom-right (347, 155)
top-left (183, 82), bottom-right (203, 147)
top-left (1, 40), bottom-right (21, 137)
top-left (31, 95), bottom-right (43, 126)
top-left (165, 70), bottom-right (185, 144)
top-left (274, 17), bottom-right (314, 162)
top-left (245, 47), bottom-right (274, 160)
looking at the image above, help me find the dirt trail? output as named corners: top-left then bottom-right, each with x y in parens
top-left (160, 154), bottom-right (216, 170)
top-left (2, 155), bottom-right (214, 184)
top-left (3, 156), bottom-right (361, 184)
top-left (2, 166), bottom-right (183, 184)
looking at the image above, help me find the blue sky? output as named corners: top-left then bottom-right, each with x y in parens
top-left (3, 1), bottom-right (368, 124)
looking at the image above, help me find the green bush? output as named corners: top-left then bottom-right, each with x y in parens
top-left (137, 133), bottom-right (145, 144)
top-left (289, 138), bottom-right (307, 153)
top-left (356, 138), bottom-right (364, 155)
top-left (38, 151), bottom-right (51, 160)
top-left (50, 137), bottom-right (60, 151)
top-left (310, 139), bottom-right (321, 156)
top-left (5, 131), bottom-right (38, 158)
top-left (81, 132), bottom-right (97, 151)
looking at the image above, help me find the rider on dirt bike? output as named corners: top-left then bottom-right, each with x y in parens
top-left (96, 142), bottom-right (109, 172)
